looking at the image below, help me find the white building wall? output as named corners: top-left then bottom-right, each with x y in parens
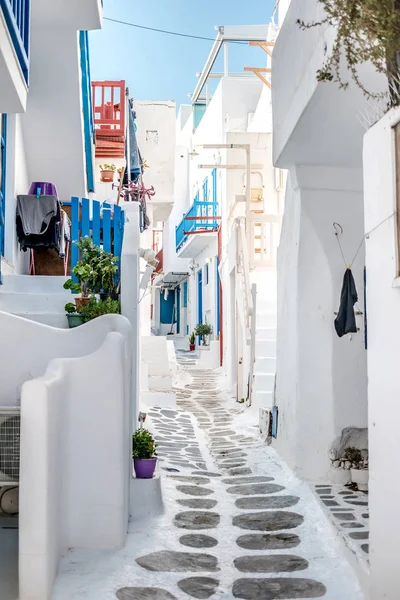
top-left (363, 107), bottom-right (400, 600)
top-left (274, 166), bottom-right (367, 480)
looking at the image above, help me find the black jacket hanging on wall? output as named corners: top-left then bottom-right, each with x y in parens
top-left (334, 268), bottom-right (358, 338)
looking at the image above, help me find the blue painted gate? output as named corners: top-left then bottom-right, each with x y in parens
top-left (70, 197), bottom-right (125, 284)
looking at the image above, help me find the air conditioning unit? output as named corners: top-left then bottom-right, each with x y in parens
top-left (0, 408), bottom-right (21, 486)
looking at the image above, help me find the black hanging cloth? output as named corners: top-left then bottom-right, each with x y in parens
top-left (334, 268), bottom-right (358, 338)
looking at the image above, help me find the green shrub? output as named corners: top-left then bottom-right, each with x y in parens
top-left (132, 428), bottom-right (157, 459)
top-left (80, 297), bottom-right (120, 322)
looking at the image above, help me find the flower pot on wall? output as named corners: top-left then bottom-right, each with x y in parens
top-left (75, 297), bottom-right (90, 310)
top-left (100, 170), bottom-right (115, 183)
top-left (351, 468), bottom-right (369, 491)
top-left (67, 314), bottom-right (84, 328)
top-left (190, 344), bottom-right (195, 351)
top-left (134, 457), bottom-right (157, 479)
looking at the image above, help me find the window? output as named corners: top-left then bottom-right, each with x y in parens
top-left (183, 281), bottom-right (188, 307)
top-left (205, 263), bottom-right (209, 285)
top-left (0, 114), bottom-right (7, 256)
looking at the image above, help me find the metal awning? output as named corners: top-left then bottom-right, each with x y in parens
top-left (161, 272), bottom-right (189, 288)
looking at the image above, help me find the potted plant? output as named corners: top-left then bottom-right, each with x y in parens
top-left (80, 296), bottom-right (120, 322)
top-left (132, 428), bottom-right (158, 479)
top-left (194, 322), bottom-right (213, 346)
top-left (63, 262), bottom-right (92, 310)
top-left (189, 332), bottom-right (196, 351)
top-left (65, 302), bottom-right (84, 328)
top-left (344, 447), bottom-right (369, 491)
top-left (99, 164), bottom-right (117, 182)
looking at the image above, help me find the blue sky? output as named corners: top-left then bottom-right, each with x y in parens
top-left (89, 0), bottom-right (276, 109)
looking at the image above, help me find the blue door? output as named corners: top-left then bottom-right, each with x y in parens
top-left (0, 114), bottom-right (7, 283)
top-left (176, 286), bottom-right (181, 334)
top-left (197, 270), bottom-right (203, 342)
top-left (216, 256), bottom-right (221, 337)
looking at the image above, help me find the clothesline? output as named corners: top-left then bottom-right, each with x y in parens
top-left (333, 210), bottom-right (397, 269)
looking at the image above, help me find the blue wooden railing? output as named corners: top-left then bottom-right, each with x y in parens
top-left (176, 169), bottom-right (219, 252)
top-left (70, 197), bottom-right (125, 285)
top-left (0, 0), bottom-right (30, 83)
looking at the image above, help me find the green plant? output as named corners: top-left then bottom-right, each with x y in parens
top-left (64, 238), bottom-right (118, 298)
top-left (63, 262), bottom-right (92, 297)
top-left (99, 164), bottom-right (117, 172)
top-left (194, 322), bottom-right (213, 345)
top-left (80, 297), bottom-right (120, 322)
top-left (64, 302), bottom-right (77, 314)
top-left (132, 428), bottom-right (157, 459)
top-left (344, 447), bottom-right (362, 463)
top-left (189, 332), bottom-right (196, 345)
top-left (297, 0), bottom-right (400, 105)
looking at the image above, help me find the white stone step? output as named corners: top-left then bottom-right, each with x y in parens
top-left (256, 327), bottom-right (276, 341)
top-left (256, 339), bottom-right (276, 357)
top-left (14, 313), bottom-right (69, 328)
top-left (256, 313), bottom-right (277, 328)
top-left (253, 390), bottom-right (273, 410)
top-left (1, 275), bottom-right (68, 293)
top-left (255, 372), bottom-right (275, 392)
top-left (0, 291), bottom-right (72, 314)
top-left (255, 299), bottom-right (276, 312)
top-left (256, 357), bottom-right (276, 372)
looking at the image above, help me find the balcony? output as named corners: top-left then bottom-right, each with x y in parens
top-left (272, 0), bottom-right (386, 168)
top-left (31, 0), bottom-right (102, 31)
top-left (176, 172), bottom-right (220, 259)
top-left (92, 80), bottom-right (126, 159)
top-left (0, 0), bottom-right (30, 111)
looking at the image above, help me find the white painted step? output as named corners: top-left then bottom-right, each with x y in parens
top-left (256, 327), bottom-right (276, 341)
top-left (255, 372), bottom-right (275, 392)
top-left (14, 313), bottom-right (69, 328)
top-left (0, 291), bottom-right (72, 313)
top-left (1, 275), bottom-right (68, 293)
top-left (256, 357), bottom-right (276, 372)
top-left (256, 339), bottom-right (276, 357)
top-left (255, 299), bottom-right (276, 312)
top-left (257, 313), bottom-right (277, 328)
top-left (254, 390), bottom-right (273, 410)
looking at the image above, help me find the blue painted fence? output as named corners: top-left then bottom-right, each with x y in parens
top-left (70, 197), bottom-right (125, 285)
top-left (176, 169), bottom-right (218, 252)
top-left (0, 0), bottom-right (30, 83)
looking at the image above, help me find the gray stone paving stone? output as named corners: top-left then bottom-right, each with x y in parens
top-left (222, 476), bottom-right (274, 485)
top-left (349, 531), bottom-right (369, 540)
top-left (194, 471), bottom-right (222, 478)
top-left (322, 500), bottom-right (339, 507)
top-left (236, 533), bottom-right (301, 550)
top-left (177, 499), bottom-right (218, 510)
top-left (136, 551), bottom-right (219, 572)
top-left (235, 496), bottom-right (300, 510)
top-left (178, 577), bottom-right (219, 599)
top-left (341, 522), bottom-right (364, 528)
top-left (179, 534), bottom-right (218, 549)
top-left (233, 511), bottom-right (304, 531)
top-left (232, 578), bottom-right (327, 599)
top-left (227, 483), bottom-right (285, 496)
top-left (361, 544), bottom-right (369, 553)
top-left (234, 555), bottom-right (308, 573)
top-left (228, 468), bottom-right (253, 476)
top-left (116, 588), bottom-right (177, 599)
top-left (174, 511), bottom-right (221, 530)
top-left (170, 476), bottom-right (210, 485)
top-left (332, 513), bottom-right (355, 521)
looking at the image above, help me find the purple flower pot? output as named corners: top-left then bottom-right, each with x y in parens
top-left (134, 457), bottom-right (157, 479)
top-left (28, 181), bottom-right (58, 198)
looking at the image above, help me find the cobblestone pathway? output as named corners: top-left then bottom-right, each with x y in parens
top-left (53, 357), bottom-right (365, 600)
top-left (116, 357), bottom-right (364, 600)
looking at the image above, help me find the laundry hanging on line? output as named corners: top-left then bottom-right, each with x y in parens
top-left (334, 268), bottom-right (358, 338)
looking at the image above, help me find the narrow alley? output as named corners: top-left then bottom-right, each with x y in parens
top-left (52, 351), bottom-right (364, 600)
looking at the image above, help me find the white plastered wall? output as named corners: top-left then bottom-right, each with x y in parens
top-left (363, 106), bottom-right (400, 600)
top-left (19, 332), bottom-right (130, 600)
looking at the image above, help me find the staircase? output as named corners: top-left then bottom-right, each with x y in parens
top-left (0, 275), bottom-right (70, 328)
top-left (252, 271), bottom-right (277, 411)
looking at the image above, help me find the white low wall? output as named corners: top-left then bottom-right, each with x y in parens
top-left (19, 332), bottom-right (131, 600)
top-left (0, 312), bottom-right (132, 407)
top-left (364, 107), bottom-right (400, 600)
top-left (142, 336), bottom-right (171, 377)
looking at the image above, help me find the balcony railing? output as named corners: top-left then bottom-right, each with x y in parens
top-left (92, 80), bottom-right (125, 136)
top-left (176, 170), bottom-right (219, 252)
top-left (0, 0), bottom-right (30, 83)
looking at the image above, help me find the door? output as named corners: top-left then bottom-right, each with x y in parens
top-left (176, 286), bottom-right (181, 334)
top-left (0, 114), bottom-right (7, 284)
top-left (197, 270), bottom-right (203, 343)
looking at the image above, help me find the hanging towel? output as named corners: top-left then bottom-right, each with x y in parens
top-left (59, 210), bottom-right (71, 258)
top-left (334, 268), bottom-right (358, 337)
top-left (127, 99), bottom-right (141, 182)
top-left (17, 195), bottom-right (58, 236)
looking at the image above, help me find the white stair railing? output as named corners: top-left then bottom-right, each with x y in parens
top-left (249, 214), bottom-right (282, 268)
